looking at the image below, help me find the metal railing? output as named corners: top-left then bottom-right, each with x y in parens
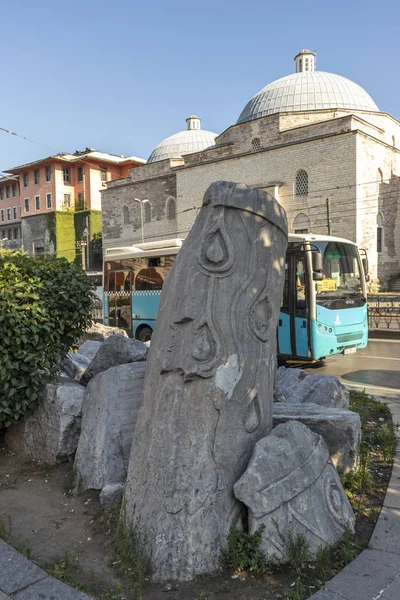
top-left (368, 294), bottom-right (400, 330)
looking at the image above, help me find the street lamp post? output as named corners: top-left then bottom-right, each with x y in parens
top-left (133, 198), bottom-right (149, 243)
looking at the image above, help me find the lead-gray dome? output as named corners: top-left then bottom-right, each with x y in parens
top-left (237, 69), bottom-right (379, 124)
top-left (147, 116), bottom-right (217, 163)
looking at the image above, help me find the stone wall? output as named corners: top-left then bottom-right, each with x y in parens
top-left (101, 173), bottom-right (178, 250)
top-left (21, 214), bottom-right (54, 255)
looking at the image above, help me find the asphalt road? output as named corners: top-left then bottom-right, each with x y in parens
top-left (304, 338), bottom-right (400, 396)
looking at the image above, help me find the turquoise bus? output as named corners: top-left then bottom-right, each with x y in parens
top-left (103, 234), bottom-right (369, 360)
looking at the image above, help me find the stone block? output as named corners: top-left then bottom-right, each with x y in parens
top-left (80, 334), bottom-right (148, 385)
top-left (277, 367), bottom-right (349, 409)
top-left (61, 350), bottom-right (91, 381)
top-left (234, 421), bottom-right (355, 564)
top-left (79, 322), bottom-right (128, 344)
top-left (273, 402), bottom-right (361, 473)
top-left (74, 362), bottom-right (146, 502)
top-left (100, 483), bottom-right (125, 510)
top-left (77, 340), bottom-right (102, 362)
top-left (5, 380), bottom-right (85, 463)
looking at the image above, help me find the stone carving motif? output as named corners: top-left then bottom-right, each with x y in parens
top-left (123, 181), bottom-right (287, 581)
top-left (234, 421), bottom-right (355, 563)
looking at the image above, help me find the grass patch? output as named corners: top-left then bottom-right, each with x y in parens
top-left (48, 551), bottom-right (86, 592)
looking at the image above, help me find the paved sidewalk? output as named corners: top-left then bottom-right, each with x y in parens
top-left (0, 540), bottom-right (93, 599)
top-left (309, 394), bottom-right (400, 600)
top-left (1, 395), bottom-right (400, 600)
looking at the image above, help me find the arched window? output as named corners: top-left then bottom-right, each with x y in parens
top-left (378, 168), bottom-right (383, 183)
top-left (166, 198), bottom-right (176, 221)
top-left (123, 205), bottom-right (130, 224)
top-left (292, 213), bottom-right (310, 234)
top-left (377, 213), bottom-right (384, 253)
top-left (251, 137), bottom-right (261, 152)
top-left (144, 201), bottom-right (151, 224)
top-left (392, 135), bottom-right (396, 148)
top-left (295, 169), bottom-right (308, 197)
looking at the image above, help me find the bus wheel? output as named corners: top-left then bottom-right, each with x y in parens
top-left (137, 326), bottom-right (153, 343)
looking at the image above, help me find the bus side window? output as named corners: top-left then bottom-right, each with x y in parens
top-left (296, 258), bottom-right (306, 314)
top-left (281, 262), bottom-right (289, 311)
top-left (108, 272), bottom-right (115, 292)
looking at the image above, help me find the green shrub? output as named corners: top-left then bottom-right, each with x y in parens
top-left (0, 249), bottom-right (95, 426)
top-left (221, 522), bottom-right (269, 574)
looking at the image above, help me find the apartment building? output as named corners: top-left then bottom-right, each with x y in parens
top-left (0, 174), bottom-right (21, 249)
top-left (5, 148), bottom-right (145, 265)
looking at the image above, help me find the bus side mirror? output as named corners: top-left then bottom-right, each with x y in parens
top-left (312, 252), bottom-right (323, 280)
top-left (362, 258), bottom-right (370, 282)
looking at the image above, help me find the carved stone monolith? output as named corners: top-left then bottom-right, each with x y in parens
top-left (123, 181), bottom-right (287, 581)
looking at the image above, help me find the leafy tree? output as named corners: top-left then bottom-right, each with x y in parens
top-left (0, 249), bottom-right (95, 426)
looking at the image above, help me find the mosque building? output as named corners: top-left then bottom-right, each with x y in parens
top-left (101, 50), bottom-right (400, 284)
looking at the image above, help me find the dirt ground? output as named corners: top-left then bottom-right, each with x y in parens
top-left (0, 439), bottom-right (294, 600)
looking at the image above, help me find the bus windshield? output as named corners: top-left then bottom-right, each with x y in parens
top-left (313, 240), bottom-right (364, 307)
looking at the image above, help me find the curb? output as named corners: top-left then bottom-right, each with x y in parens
top-left (308, 394), bottom-right (400, 600)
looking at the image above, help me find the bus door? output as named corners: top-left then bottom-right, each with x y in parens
top-left (106, 268), bottom-right (133, 335)
top-left (278, 252), bottom-right (310, 358)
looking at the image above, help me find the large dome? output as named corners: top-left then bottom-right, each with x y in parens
top-left (148, 116), bottom-right (217, 163)
top-left (237, 51), bottom-right (379, 124)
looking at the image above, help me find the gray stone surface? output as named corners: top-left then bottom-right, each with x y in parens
top-left (100, 483), bottom-right (125, 509)
top-left (0, 592), bottom-right (10, 599)
top-left (77, 340), bottom-right (102, 362)
top-left (0, 539), bottom-right (47, 595)
top-left (5, 380), bottom-right (85, 463)
top-left (80, 334), bottom-right (148, 385)
top-left (74, 362), bottom-right (146, 501)
top-left (325, 548), bottom-right (400, 600)
top-left (307, 591), bottom-right (345, 600)
top-left (79, 322), bottom-right (128, 344)
top-left (273, 402), bottom-right (361, 473)
top-left (124, 181), bottom-right (288, 581)
top-left (383, 446), bottom-right (400, 509)
top-left (379, 574), bottom-right (400, 600)
top-left (61, 350), bottom-right (91, 380)
top-left (234, 421), bottom-right (355, 563)
top-left (277, 367), bottom-right (349, 409)
top-left (12, 575), bottom-right (93, 599)
top-left (369, 506), bottom-right (400, 555)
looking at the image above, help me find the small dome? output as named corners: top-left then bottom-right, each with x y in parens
top-left (237, 53), bottom-right (379, 124)
top-left (147, 116), bottom-right (217, 163)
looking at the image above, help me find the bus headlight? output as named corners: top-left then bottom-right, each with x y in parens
top-left (329, 328), bottom-right (332, 333)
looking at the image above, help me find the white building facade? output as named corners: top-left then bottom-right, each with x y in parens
top-left (102, 50), bottom-right (400, 285)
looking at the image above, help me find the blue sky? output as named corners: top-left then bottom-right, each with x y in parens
top-left (0, 0), bottom-right (398, 171)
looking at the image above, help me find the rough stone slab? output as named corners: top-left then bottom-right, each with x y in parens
top-left (0, 540), bottom-right (47, 595)
top-left (234, 421), bottom-right (355, 564)
top-left (277, 366), bottom-right (349, 409)
top-left (74, 362), bottom-right (146, 500)
top-left (369, 506), bottom-right (400, 555)
top-left (273, 402), bottom-right (361, 473)
top-left (5, 380), bottom-right (85, 463)
top-left (0, 592), bottom-right (11, 599)
top-left (79, 322), bottom-right (128, 344)
top-left (12, 575), bottom-right (93, 599)
top-left (77, 340), bottom-right (102, 362)
top-left (124, 181), bottom-right (288, 581)
top-left (100, 483), bottom-right (125, 509)
top-left (326, 548), bottom-right (400, 600)
top-left (81, 334), bottom-right (148, 385)
top-left (61, 350), bottom-right (91, 380)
